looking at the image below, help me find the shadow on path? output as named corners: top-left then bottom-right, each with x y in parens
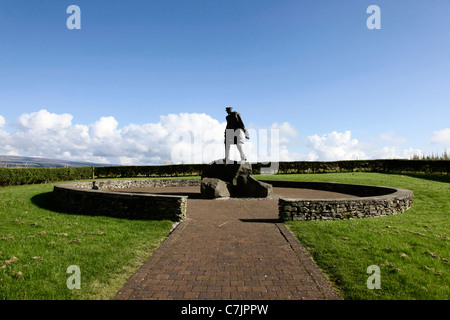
top-left (239, 218), bottom-right (281, 223)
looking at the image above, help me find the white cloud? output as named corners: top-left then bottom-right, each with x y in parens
top-left (89, 116), bottom-right (119, 140)
top-left (0, 110), bottom-right (230, 164)
top-left (0, 109), bottom-right (305, 165)
top-left (270, 122), bottom-right (299, 145)
top-left (17, 109), bottom-right (72, 132)
top-left (431, 128), bottom-right (450, 146)
top-left (369, 146), bottom-right (423, 160)
top-left (304, 130), bottom-right (424, 160)
top-left (271, 122), bottom-right (298, 138)
top-left (306, 131), bottom-right (368, 161)
top-left (0, 115), bottom-right (16, 156)
top-left (0, 109), bottom-right (438, 164)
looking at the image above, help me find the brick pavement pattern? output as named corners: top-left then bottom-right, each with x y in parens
top-left (113, 188), bottom-right (341, 300)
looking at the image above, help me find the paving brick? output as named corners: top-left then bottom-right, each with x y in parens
top-left (191, 285), bottom-right (208, 292)
top-left (183, 291), bottom-right (200, 299)
top-left (214, 292), bottom-right (231, 299)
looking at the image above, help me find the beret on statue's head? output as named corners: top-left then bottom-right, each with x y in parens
top-left (225, 107), bottom-right (233, 111)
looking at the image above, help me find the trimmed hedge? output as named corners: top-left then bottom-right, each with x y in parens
top-left (269, 159), bottom-right (450, 175)
top-left (0, 160), bottom-right (448, 187)
top-left (0, 167), bottom-right (93, 187)
top-left (94, 160), bottom-right (449, 178)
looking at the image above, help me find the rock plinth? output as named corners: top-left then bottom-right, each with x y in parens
top-left (200, 160), bottom-right (272, 198)
top-left (200, 178), bottom-right (232, 199)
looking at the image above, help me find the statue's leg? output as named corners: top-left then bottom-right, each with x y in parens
top-left (237, 143), bottom-right (247, 162)
top-left (225, 141), bottom-right (231, 163)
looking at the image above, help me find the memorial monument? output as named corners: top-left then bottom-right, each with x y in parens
top-left (200, 107), bottom-right (273, 199)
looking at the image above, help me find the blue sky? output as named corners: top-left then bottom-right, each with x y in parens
top-left (0, 1), bottom-right (449, 164)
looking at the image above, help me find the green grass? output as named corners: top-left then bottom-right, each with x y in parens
top-left (259, 172), bottom-right (450, 300)
top-left (0, 182), bottom-right (173, 300)
top-left (2, 173), bottom-right (449, 300)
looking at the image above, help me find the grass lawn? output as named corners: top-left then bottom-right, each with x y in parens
top-left (1, 173), bottom-right (448, 300)
top-left (0, 182), bottom-right (173, 300)
top-left (260, 172), bottom-right (449, 300)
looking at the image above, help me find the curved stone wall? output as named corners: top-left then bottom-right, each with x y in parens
top-left (53, 178), bottom-right (413, 222)
top-left (261, 180), bottom-right (414, 221)
top-left (53, 179), bottom-right (201, 221)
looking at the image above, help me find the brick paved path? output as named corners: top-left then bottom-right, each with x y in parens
top-left (113, 189), bottom-right (341, 300)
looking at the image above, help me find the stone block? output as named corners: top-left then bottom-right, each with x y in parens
top-left (200, 178), bottom-right (232, 199)
top-left (201, 160), bottom-right (252, 186)
top-left (200, 161), bottom-right (273, 198)
top-left (235, 175), bottom-right (273, 198)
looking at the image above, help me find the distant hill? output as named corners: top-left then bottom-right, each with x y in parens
top-left (0, 155), bottom-right (115, 168)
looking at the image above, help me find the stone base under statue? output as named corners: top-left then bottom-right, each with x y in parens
top-left (200, 160), bottom-right (273, 199)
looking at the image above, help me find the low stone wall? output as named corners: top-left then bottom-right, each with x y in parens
top-left (71, 178), bottom-right (201, 190)
top-left (260, 180), bottom-right (397, 197)
top-left (53, 178), bottom-right (414, 222)
top-left (260, 180), bottom-right (414, 221)
top-left (52, 179), bottom-right (201, 221)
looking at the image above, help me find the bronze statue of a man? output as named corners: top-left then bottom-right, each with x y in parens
top-left (224, 107), bottom-right (249, 163)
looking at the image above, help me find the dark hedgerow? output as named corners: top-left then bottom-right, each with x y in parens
top-left (0, 167), bottom-right (93, 187)
top-left (0, 160), bottom-right (448, 187)
top-left (94, 160), bottom-right (449, 179)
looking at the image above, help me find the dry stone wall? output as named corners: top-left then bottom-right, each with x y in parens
top-left (264, 180), bottom-right (414, 221)
top-left (53, 179), bottom-right (201, 221)
top-left (53, 178), bottom-right (414, 223)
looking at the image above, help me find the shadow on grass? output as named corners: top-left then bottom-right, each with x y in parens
top-left (31, 191), bottom-right (70, 214)
top-left (30, 191), bottom-right (179, 221)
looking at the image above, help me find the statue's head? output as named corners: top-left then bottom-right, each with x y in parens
top-left (225, 107), bottom-right (233, 114)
